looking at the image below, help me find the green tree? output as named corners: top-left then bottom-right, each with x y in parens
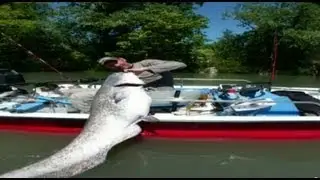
top-left (0, 2), bottom-right (90, 72)
top-left (214, 2), bottom-right (320, 74)
top-left (56, 2), bottom-right (208, 72)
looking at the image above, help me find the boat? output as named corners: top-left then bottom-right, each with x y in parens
top-left (4, 31), bottom-right (320, 140)
top-left (1, 74), bottom-right (320, 141)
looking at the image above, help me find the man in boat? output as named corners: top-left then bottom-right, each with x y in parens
top-left (62, 57), bottom-right (186, 113)
top-left (97, 57), bottom-right (187, 90)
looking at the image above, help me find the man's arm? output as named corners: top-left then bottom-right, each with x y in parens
top-left (139, 59), bottom-right (187, 73)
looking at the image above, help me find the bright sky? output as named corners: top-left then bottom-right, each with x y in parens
top-left (195, 2), bottom-right (247, 42)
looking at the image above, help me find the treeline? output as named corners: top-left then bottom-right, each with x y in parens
top-left (0, 2), bottom-right (319, 75)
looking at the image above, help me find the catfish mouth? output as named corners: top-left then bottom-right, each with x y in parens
top-left (114, 83), bottom-right (144, 87)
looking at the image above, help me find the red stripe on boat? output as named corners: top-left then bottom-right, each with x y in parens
top-left (1, 118), bottom-right (320, 140)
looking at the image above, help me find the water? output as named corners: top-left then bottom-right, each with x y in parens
top-left (1, 132), bottom-right (320, 178)
top-left (21, 71), bottom-right (320, 87)
top-left (1, 72), bottom-right (320, 177)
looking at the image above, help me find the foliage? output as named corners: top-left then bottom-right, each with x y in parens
top-left (51, 2), bottom-right (208, 72)
top-left (0, 2), bottom-right (320, 75)
top-left (216, 2), bottom-right (320, 74)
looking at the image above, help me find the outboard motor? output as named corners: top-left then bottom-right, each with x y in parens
top-left (0, 69), bottom-right (25, 85)
top-left (0, 69), bottom-right (27, 95)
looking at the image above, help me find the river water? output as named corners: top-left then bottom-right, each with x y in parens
top-left (0, 72), bottom-right (320, 178)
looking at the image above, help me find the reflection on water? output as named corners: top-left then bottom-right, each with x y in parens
top-left (1, 132), bottom-right (320, 178)
top-left (0, 132), bottom-right (73, 174)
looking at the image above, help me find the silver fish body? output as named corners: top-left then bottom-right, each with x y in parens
top-left (0, 72), bottom-right (152, 178)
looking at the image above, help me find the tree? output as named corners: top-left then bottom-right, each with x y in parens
top-left (0, 3), bottom-right (51, 71)
top-left (215, 2), bottom-right (320, 74)
top-left (0, 2), bottom-right (210, 73)
top-left (0, 2), bottom-right (93, 72)
top-left (55, 2), bottom-right (208, 72)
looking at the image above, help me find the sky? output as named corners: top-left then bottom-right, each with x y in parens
top-left (195, 2), bottom-right (247, 42)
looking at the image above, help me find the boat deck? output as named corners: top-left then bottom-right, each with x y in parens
top-left (0, 81), bottom-right (320, 122)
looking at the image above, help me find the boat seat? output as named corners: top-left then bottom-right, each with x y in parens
top-left (272, 90), bottom-right (320, 116)
top-left (61, 87), bottom-right (208, 113)
top-left (148, 89), bottom-right (205, 108)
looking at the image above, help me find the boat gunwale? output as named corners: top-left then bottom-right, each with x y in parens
top-left (0, 112), bottom-right (319, 123)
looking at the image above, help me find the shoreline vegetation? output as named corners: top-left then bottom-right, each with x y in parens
top-left (0, 2), bottom-right (319, 76)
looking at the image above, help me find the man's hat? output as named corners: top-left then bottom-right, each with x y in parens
top-left (97, 57), bottom-right (118, 65)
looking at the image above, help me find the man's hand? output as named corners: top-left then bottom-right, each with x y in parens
top-left (124, 67), bottom-right (149, 75)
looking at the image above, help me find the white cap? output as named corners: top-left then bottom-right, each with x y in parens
top-left (97, 57), bottom-right (118, 65)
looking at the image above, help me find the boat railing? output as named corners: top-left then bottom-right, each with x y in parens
top-left (154, 98), bottom-right (320, 108)
top-left (291, 101), bottom-right (320, 107)
top-left (173, 78), bottom-right (252, 87)
top-left (272, 86), bottom-right (320, 93)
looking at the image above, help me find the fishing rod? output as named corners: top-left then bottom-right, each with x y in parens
top-left (270, 29), bottom-right (278, 82)
top-left (0, 32), bottom-right (72, 80)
